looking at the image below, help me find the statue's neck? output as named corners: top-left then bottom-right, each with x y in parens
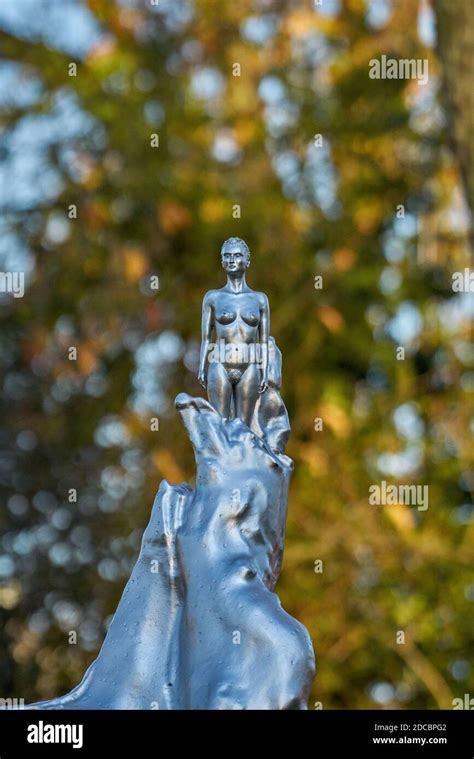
top-left (226, 274), bottom-right (247, 293)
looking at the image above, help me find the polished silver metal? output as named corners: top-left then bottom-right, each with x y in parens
top-left (199, 237), bottom-right (290, 453)
top-left (25, 238), bottom-right (315, 710)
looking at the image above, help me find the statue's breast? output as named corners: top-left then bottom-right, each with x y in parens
top-left (216, 311), bottom-right (237, 325)
top-left (241, 312), bottom-right (259, 326)
top-left (215, 293), bottom-right (261, 329)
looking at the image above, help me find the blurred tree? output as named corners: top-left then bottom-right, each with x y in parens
top-left (0, 0), bottom-right (471, 709)
top-left (433, 0), bottom-right (474, 214)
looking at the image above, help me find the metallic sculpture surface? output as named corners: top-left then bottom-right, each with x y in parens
top-left (199, 237), bottom-right (290, 453)
top-left (26, 239), bottom-right (315, 710)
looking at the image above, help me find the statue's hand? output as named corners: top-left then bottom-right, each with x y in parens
top-left (197, 368), bottom-right (207, 389)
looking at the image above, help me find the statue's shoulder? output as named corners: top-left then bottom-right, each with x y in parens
top-left (202, 289), bottom-right (218, 305)
top-left (255, 290), bottom-right (270, 308)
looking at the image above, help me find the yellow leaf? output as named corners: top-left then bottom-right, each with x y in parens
top-left (333, 248), bottom-right (357, 272)
top-left (158, 201), bottom-right (192, 235)
top-left (123, 246), bottom-right (148, 283)
top-left (317, 305), bottom-right (345, 333)
top-left (200, 197), bottom-right (229, 224)
top-left (385, 505), bottom-right (416, 531)
top-left (319, 402), bottom-right (351, 438)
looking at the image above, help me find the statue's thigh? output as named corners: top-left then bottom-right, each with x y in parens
top-left (207, 362), bottom-right (232, 416)
top-left (235, 364), bottom-right (260, 426)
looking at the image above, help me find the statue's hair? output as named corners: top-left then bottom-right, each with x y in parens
top-left (221, 237), bottom-right (251, 262)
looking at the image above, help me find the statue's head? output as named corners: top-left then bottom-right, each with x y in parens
top-left (221, 237), bottom-right (250, 273)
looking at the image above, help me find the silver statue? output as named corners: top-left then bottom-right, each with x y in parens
top-left (199, 237), bottom-right (290, 454)
top-left (22, 238), bottom-right (315, 711)
top-left (198, 237), bottom-right (269, 425)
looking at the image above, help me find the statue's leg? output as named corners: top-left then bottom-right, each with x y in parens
top-left (234, 363), bottom-right (260, 427)
top-left (207, 362), bottom-right (232, 418)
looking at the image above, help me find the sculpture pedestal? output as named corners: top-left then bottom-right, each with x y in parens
top-left (30, 394), bottom-right (315, 710)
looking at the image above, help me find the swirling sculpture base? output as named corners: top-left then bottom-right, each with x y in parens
top-left (29, 394), bottom-right (315, 710)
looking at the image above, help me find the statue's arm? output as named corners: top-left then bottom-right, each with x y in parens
top-left (198, 291), bottom-right (213, 388)
top-left (258, 293), bottom-right (270, 393)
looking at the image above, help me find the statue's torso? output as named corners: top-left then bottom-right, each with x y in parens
top-left (207, 289), bottom-right (265, 367)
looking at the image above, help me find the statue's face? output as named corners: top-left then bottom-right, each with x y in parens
top-left (221, 244), bottom-right (249, 273)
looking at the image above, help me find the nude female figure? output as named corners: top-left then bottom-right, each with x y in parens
top-left (197, 238), bottom-right (269, 427)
